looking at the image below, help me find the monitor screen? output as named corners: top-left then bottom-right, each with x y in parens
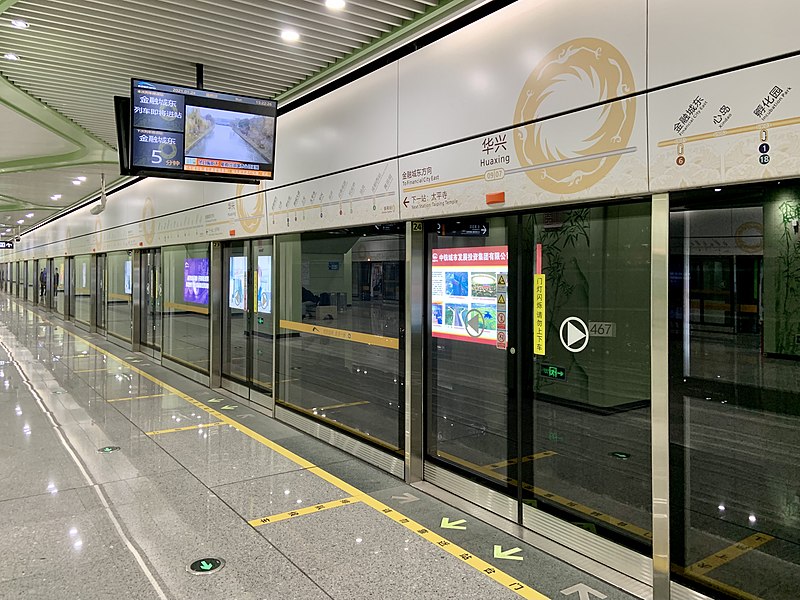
top-left (184, 258), bottom-right (210, 304)
top-left (431, 246), bottom-right (509, 346)
top-left (130, 79), bottom-right (276, 182)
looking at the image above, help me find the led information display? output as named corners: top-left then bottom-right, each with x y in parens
top-left (431, 246), bottom-right (509, 346)
top-left (130, 79), bottom-right (276, 180)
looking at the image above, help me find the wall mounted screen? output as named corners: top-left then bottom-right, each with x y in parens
top-left (183, 258), bottom-right (210, 304)
top-left (130, 79), bottom-right (276, 181)
top-left (257, 255), bottom-right (272, 314)
top-left (431, 246), bottom-right (508, 345)
top-left (228, 256), bottom-right (247, 310)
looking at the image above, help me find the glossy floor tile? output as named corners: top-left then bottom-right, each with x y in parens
top-left (0, 298), bottom-right (645, 600)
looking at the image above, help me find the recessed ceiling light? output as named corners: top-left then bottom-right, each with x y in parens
top-left (76, 176), bottom-right (87, 182)
top-left (25, 213), bottom-right (33, 218)
top-left (281, 28), bottom-right (300, 42)
top-left (325, 0), bottom-right (346, 9)
top-left (16, 219), bottom-right (24, 224)
top-left (3, 53), bottom-right (20, 61)
top-left (72, 179), bottom-right (81, 185)
top-left (10, 19), bottom-right (29, 29)
top-left (714, 188), bottom-right (722, 192)
top-left (51, 194), bottom-right (61, 200)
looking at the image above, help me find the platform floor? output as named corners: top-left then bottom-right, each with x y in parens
top-left (0, 297), bottom-right (642, 600)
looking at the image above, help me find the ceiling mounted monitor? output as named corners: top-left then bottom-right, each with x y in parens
top-left (129, 79), bottom-right (277, 184)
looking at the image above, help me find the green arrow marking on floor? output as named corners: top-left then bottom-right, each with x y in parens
top-left (97, 446), bottom-right (120, 453)
top-left (609, 452), bottom-right (630, 460)
top-left (187, 557), bottom-right (224, 575)
top-left (207, 399), bottom-right (222, 403)
top-left (220, 405), bottom-right (237, 410)
top-left (440, 517), bottom-right (467, 530)
top-left (493, 545), bottom-right (523, 561)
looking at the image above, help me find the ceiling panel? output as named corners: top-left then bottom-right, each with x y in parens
top-left (0, 102), bottom-right (78, 161)
top-left (0, 0), bottom-right (487, 235)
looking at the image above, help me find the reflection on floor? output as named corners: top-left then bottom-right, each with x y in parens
top-left (0, 296), bottom-right (645, 600)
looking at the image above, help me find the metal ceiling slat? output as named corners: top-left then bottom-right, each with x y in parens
top-left (8, 6), bottom-right (344, 66)
top-left (149, 0), bottom-right (381, 45)
top-left (248, 0), bottom-right (395, 34)
top-left (1, 41), bottom-right (303, 90)
top-left (18, 1), bottom-right (360, 57)
top-left (347, 0), bottom-right (422, 20)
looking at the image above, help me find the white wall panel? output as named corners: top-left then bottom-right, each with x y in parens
top-left (648, 0), bottom-right (800, 88)
top-left (400, 96), bottom-right (649, 219)
top-left (650, 56), bottom-right (800, 191)
top-left (268, 63), bottom-right (398, 188)
top-left (398, 0), bottom-right (647, 153)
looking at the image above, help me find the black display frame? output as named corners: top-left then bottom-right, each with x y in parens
top-left (128, 78), bottom-right (277, 184)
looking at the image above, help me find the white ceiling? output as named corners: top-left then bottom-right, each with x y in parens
top-left (0, 0), bottom-right (487, 239)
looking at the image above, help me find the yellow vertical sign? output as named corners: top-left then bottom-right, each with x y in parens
top-left (533, 274), bottom-right (546, 355)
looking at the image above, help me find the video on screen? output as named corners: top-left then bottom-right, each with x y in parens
top-left (185, 106), bottom-right (274, 165)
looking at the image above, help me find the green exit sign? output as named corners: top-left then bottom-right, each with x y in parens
top-left (540, 364), bottom-right (566, 381)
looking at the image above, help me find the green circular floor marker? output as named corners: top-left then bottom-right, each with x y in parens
top-left (97, 446), bottom-right (120, 454)
top-left (187, 557), bottom-right (225, 575)
top-left (609, 451), bottom-right (630, 460)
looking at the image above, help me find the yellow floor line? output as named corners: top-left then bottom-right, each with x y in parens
top-left (681, 532), bottom-right (774, 576)
top-left (316, 400), bottom-right (370, 411)
top-left (73, 367), bottom-right (110, 373)
top-left (672, 568), bottom-right (766, 600)
top-left (249, 496), bottom-right (362, 527)
top-left (145, 421), bottom-right (225, 436)
top-left (107, 393), bottom-right (168, 403)
top-left (17, 304), bottom-right (548, 600)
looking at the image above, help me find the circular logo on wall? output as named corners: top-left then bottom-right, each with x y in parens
top-left (142, 197), bottom-right (156, 245)
top-left (235, 183), bottom-right (266, 234)
top-left (514, 38), bottom-right (636, 194)
top-left (735, 221), bottom-right (764, 254)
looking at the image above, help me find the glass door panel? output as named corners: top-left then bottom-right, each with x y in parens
top-left (426, 216), bottom-right (515, 492)
top-left (251, 239), bottom-right (274, 395)
top-left (140, 249), bottom-right (162, 352)
top-left (522, 203), bottom-right (652, 551)
top-left (222, 241), bottom-right (250, 385)
top-left (669, 187), bottom-right (800, 600)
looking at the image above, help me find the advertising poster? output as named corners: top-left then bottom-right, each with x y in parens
top-left (431, 245), bottom-right (508, 345)
top-left (124, 260), bottom-right (132, 294)
top-left (184, 258), bottom-right (210, 304)
top-left (257, 255), bottom-right (272, 314)
top-left (229, 256), bottom-right (247, 310)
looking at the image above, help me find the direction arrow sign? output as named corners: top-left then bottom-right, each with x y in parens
top-left (390, 492), bottom-right (419, 504)
top-left (403, 197), bottom-right (410, 208)
top-left (220, 405), bottom-right (237, 410)
top-left (493, 545), bottom-right (523, 561)
top-left (207, 399), bottom-right (222, 403)
top-left (560, 583), bottom-right (607, 600)
top-left (440, 517), bottom-right (467, 530)
top-left (187, 557), bottom-right (225, 575)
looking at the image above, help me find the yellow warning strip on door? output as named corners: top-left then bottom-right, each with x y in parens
top-left (279, 319), bottom-right (399, 350)
top-left (145, 421), bottom-right (225, 436)
top-left (316, 400), bottom-right (369, 411)
top-left (484, 450), bottom-right (557, 470)
top-left (19, 303), bottom-right (547, 600)
top-left (107, 393), bottom-right (168, 403)
top-left (439, 450), bottom-right (652, 540)
top-left (164, 301), bottom-right (209, 315)
top-left (249, 496), bottom-right (362, 527)
top-left (681, 532), bottom-right (775, 576)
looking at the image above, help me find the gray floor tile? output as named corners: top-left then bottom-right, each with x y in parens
top-left (213, 469), bottom-right (350, 521)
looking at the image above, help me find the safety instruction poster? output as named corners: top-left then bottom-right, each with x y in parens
top-left (431, 245), bottom-right (508, 346)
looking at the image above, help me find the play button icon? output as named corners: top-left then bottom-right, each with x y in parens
top-left (559, 317), bottom-right (588, 352)
top-left (464, 309), bottom-right (485, 337)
